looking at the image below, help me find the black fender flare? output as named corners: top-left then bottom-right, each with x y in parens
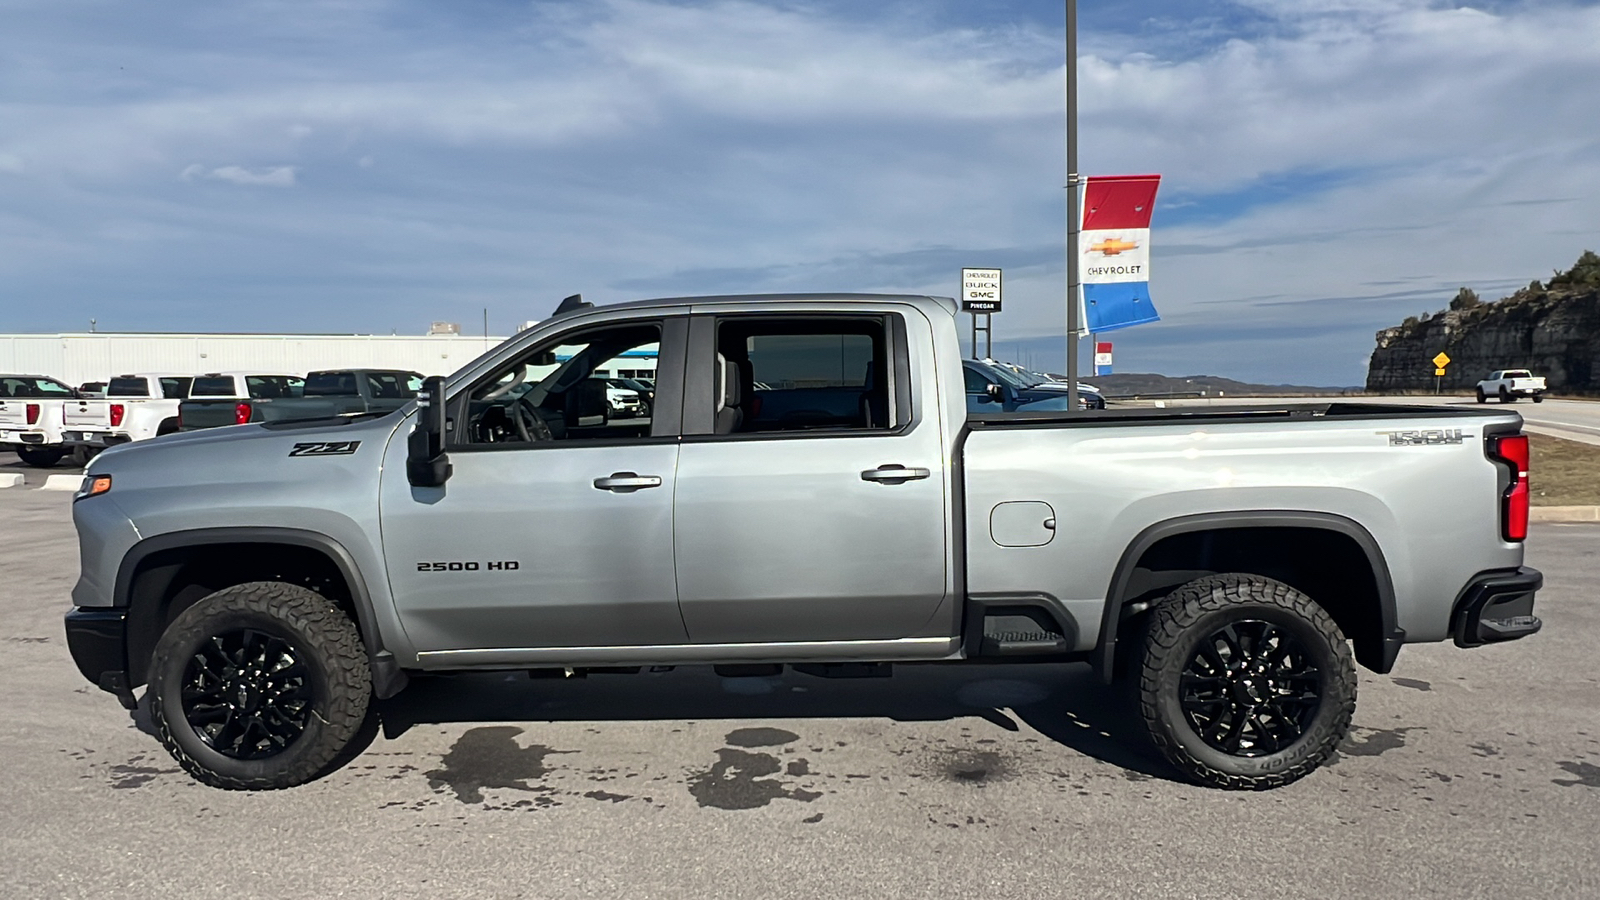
top-left (113, 526), bottom-right (407, 698)
top-left (1095, 510), bottom-right (1402, 682)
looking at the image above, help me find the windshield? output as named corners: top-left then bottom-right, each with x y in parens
top-left (985, 364), bottom-right (1037, 390)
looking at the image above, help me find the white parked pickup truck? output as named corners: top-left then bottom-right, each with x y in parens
top-left (62, 373), bottom-right (194, 451)
top-left (0, 374), bottom-right (77, 467)
top-left (1476, 370), bottom-right (1546, 404)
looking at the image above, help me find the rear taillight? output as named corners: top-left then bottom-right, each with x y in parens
top-left (234, 402), bottom-right (253, 425)
top-left (109, 403), bottom-right (126, 427)
top-left (1490, 433), bottom-right (1530, 541)
top-left (26, 403), bottom-right (40, 425)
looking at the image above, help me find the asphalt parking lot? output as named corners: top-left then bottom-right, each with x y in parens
top-left (2, 479), bottom-right (1597, 899)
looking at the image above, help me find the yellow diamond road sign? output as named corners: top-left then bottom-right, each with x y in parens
top-left (1432, 352), bottom-right (1451, 368)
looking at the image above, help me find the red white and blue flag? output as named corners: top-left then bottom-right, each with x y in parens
top-left (1078, 174), bottom-right (1161, 334)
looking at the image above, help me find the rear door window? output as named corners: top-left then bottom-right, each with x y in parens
top-left (159, 377), bottom-right (193, 399)
top-left (304, 372), bottom-right (359, 396)
top-left (190, 377), bottom-right (238, 397)
top-left (366, 372), bottom-right (419, 399)
top-left (246, 376), bottom-right (305, 399)
top-left (108, 377), bottom-right (152, 397)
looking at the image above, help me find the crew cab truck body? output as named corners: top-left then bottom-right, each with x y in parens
top-left (1477, 370), bottom-right (1546, 404)
top-left (0, 374), bottom-right (76, 467)
top-left (65, 293), bottom-right (1542, 791)
top-left (62, 374), bottom-right (193, 451)
top-left (177, 373), bottom-right (306, 431)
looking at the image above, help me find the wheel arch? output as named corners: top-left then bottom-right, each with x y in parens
top-left (1096, 511), bottom-right (1402, 682)
top-left (114, 527), bottom-right (405, 698)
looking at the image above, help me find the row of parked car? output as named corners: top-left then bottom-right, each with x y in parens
top-left (0, 367), bottom-right (656, 468)
top-left (4, 360), bottom-right (1075, 468)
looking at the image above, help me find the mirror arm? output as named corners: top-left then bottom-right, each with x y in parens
top-left (406, 375), bottom-right (453, 487)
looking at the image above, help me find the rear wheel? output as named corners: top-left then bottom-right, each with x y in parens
top-left (1532, 393), bottom-right (1544, 403)
top-left (148, 581), bottom-right (371, 790)
top-left (1138, 574), bottom-right (1356, 790)
top-left (16, 446), bottom-right (65, 468)
top-left (1499, 386), bottom-right (1515, 403)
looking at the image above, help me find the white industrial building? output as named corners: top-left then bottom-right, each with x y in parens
top-left (0, 331), bottom-right (660, 386)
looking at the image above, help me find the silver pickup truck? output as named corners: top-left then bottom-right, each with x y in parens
top-left (64, 293), bottom-right (1541, 792)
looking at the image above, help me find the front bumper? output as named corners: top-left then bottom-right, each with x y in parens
top-left (1452, 567), bottom-right (1543, 648)
top-left (64, 607), bottom-right (137, 709)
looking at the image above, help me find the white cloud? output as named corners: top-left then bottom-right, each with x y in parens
top-left (180, 164), bottom-right (297, 186)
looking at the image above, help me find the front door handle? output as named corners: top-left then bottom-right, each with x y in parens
top-left (593, 472), bottom-right (663, 493)
top-left (861, 464), bottom-right (932, 484)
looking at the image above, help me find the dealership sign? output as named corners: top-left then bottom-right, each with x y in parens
top-left (1078, 175), bottom-right (1161, 334)
top-left (961, 268), bottom-right (1002, 313)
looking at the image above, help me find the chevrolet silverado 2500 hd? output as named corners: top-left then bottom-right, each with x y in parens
top-left (64, 293), bottom-right (1542, 791)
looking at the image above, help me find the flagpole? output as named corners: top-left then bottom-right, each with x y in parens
top-left (1064, 0), bottom-right (1080, 409)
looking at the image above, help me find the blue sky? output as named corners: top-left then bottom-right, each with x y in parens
top-left (3, 0), bottom-right (1597, 385)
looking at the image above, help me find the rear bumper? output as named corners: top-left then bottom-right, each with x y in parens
top-left (64, 607), bottom-right (137, 709)
top-left (1452, 566), bottom-right (1543, 648)
top-left (0, 429), bottom-right (55, 444)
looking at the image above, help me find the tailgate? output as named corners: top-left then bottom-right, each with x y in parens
top-left (63, 399), bottom-right (112, 428)
top-left (179, 399), bottom-right (246, 430)
top-left (0, 399), bottom-right (34, 427)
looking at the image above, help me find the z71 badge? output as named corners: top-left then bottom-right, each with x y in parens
top-left (289, 441), bottom-right (362, 457)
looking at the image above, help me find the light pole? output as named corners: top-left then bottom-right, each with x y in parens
top-left (1064, 0), bottom-right (1081, 409)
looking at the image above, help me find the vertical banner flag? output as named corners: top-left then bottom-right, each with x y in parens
top-left (1094, 342), bottom-right (1113, 376)
top-left (1078, 174), bottom-right (1161, 334)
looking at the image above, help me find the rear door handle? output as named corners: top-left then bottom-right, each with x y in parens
top-left (861, 464), bottom-right (932, 484)
top-left (593, 472), bottom-right (663, 493)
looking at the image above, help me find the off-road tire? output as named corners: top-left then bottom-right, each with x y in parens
top-left (1475, 388), bottom-right (1486, 404)
top-left (1532, 393), bottom-right (1544, 403)
top-left (1138, 574), bottom-right (1356, 790)
top-left (16, 446), bottom-right (65, 468)
top-left (1499, 386), bottom-right (1514, 403)
top-left (148, 581), bottom-right (371, 790)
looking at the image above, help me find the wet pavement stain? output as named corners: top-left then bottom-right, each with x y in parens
top-left (802, 813), bottom-right (824, 824)
top-left (1553, 761), bottom-right (1600, 789)
top-left (943, 750), bottom-right (1009, 786)
top-left (724, 727), bottom-right (800, 748)
top-left (583, 790), bottom-right (632, 803)
top-left (786, 758), bottom-right (810, 776)
top-left (424, 726), bottom-right (570, 804)
top-left (1470, 743), bottom-right (1500, 758)
top-left (108, 763), bottom-right (178, 788)
top-left (688, 748), bottom-right (822, 810)
top-left (1391, 678), bottom-right (1432, 692)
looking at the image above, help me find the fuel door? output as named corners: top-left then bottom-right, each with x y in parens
top-left (990, 501), bottom-right (1056, 548)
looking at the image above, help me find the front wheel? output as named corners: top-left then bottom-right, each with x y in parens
top-left (148, 581), bottom-right (371, 790)
top-left (1138, 574), bottom-right (1356, 790)
top-left (16, 446), bottom-right (65, 468)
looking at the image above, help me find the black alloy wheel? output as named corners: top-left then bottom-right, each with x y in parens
top-left (149, 581), bottom-right (371, 790)
top-left (181, 628), bottom-right (314, 760)
top-left (1177, 619), bottom-right (1323, 757)
top-left (1138, 574), bottom-right (1356, 790)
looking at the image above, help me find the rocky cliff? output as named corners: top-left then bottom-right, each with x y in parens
top-left (1366, 251), bottom-right (1600, 392)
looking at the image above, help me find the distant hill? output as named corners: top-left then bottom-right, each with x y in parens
top-left (1367, 250), bottom-right (1600, 392)
top-left (1060, 372), bottom-right (1354, 398)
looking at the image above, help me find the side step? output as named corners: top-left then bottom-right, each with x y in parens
top-left (965, 597), bottom-right (1079, 657)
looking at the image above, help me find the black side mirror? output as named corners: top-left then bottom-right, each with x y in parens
top-left (568, 379), bottom-right (610, 427)
top-left (532, 350), bottom-right (557, 366)
top-left (986, 383), bottom-right (1004, 402)
top-left (407, 376), bottom-right (452, 487)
